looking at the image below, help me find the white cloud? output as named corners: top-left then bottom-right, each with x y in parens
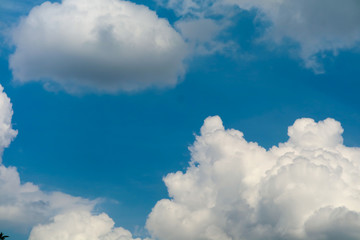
top-left (29, 211), bottom-right (142, 240)
top-left (0, 164), bottom-right (96, 233)
top-left (304, 207), bottom-right (360, 240)
top-left (146, 116), bottom-right (360, 240)
top-left (158, 0), bottom-right (360, 72)
top-left (10, 0), bottom-right (187, 93)
top-left (0, 85), bottom-right (17, 155)
top-left (231, 0), bottom-right (360, 72)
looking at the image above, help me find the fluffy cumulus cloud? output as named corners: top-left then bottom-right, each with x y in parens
top-left (0, 164), bottom-right (95, 233)
top-left (147, 116), bottom-right (360, 240)
top-left (158, 0), bottom-right (360, 72)
top-left (0, 84), bottom-right (141, 239)
top-left (0, 85), bottom-right (17, 155)
top-left (10, 0), bottom-right (187, 93)
top-left (29, 211), bottom-right (142, 240)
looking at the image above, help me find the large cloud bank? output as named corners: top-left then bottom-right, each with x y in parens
top-left (10, 0), bottom-right (187, 93)
top-left (147, 116), bottom-right (360, 240)
top-left (159, 0), bottom-right (360, 72)
top-left (0, 84), bottom-right (140, 240)
top-left (2, 79), bottom-right (360, 239)
top-left (2, 80), bottom-right (360, 239)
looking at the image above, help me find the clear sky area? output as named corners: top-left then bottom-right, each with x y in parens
top-left (1, 0), bottom-right (360, 239)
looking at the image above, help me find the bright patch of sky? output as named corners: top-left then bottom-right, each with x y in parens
top-left (1, 0), bottom-right (360, 239)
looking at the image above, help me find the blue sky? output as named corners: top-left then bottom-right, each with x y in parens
top-left (2, 0), bottom-right (360, 239)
